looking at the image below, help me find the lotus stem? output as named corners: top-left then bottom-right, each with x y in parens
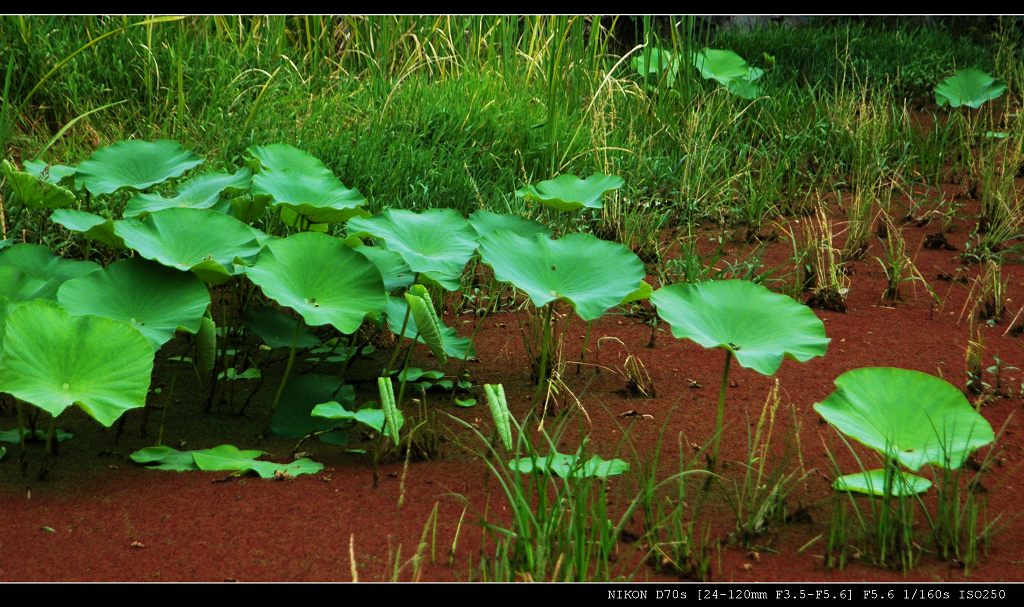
top-left (268, 319), bottom-right (301, 419)
top-left (15, 399), bottom-right (27, 475)
top-left (711, 348), bottom-right (733, 470)
top-left (384, 274), bottom-right (418, 375)
top-left (532, 303), bottom-right (553, 409)
top-left (44, 415), bottom-right (57, 456)
top-left (577, 320), bottom-right (592, 375)
top-left (395, 333), bottom-right (418, 407)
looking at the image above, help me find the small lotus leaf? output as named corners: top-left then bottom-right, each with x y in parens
top-left (468, 210), bottom-right (551, 239)
top-left (516, 173), bottom-right (624, 212)
top-left (247, 144), bottom-right (366, 224)
top-left (311, 401), bottom-right (387, 433)
top-left (508, 452), bottom-right (629, 478)
top-left (242, 305), bottom-right (320, 349)
top-left (1, 159), bottom-right (76, 210)
top-left (51, 209), bottom-right (124, 248)
top-left (246, 232), bottom-right (385, 333)
top-left (813, 367), bottom-right (995, 471)
top-left (0, 427), bottom-right (73, 443)
top-left (478, 231), bottom-right (645, 321)
top-left (651, 280), bottom-right (829, 375)
top-left (633, 48), bottom-right (680, 86)
top-left (124, 168), bottom-right (251, 217)
top-left (23, 160), bottom-right (76, 185)
top-left (833, 469), bottom-right (933, 497)
top-left (190, 444), bottom-right (324, 478)
top-left (0, 300), bottom-right (153, 426)
top-left (935, 68), bottom-right (1007, 110)
top-left (114, 208), bottom-right (264, 284)
top-left (74, 139), bottom-right (203, 195)
top-left (129, 445), bottom-right (197, 471)
top-left (693, 48), bottom-right (764, 99)
top-left (58, 257), bottom-right (210, 349)
top-left (347, 209), bottom-right (478, 291)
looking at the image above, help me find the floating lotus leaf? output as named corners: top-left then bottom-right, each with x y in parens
top-left (124, 168), bottom-right (251, 218)
top-left (508, 451), bottom-right (629, 478)
top-left (58, 257), bottom-right (210, 350)
top-left (814, 367), bottom-right (995, 471)
top-left (834, 469), bottom-right (933, 497)
top-left (23, 160), bottom-right (76, 185)
top-left (693, 48), bottom-right (764, 99)
top-left (51, 209), bottom-right (124, 248)
top-left (242, 305), bottom-right (320, 349)
top-left (130, 444), bottom-right (323, 478)
top-left (0, 300), bottom-right (153, 426)
top-left (651, 280), bottom-right (829, 376)
top-left (347, 209), bottom-right (478, 291)
top-left (74, 139), bottom-right (203, 195)
top-left (468, 210), bottom-right (551, 239)
top-left (114, 208), bottom-right (264, 285)
top-left (478, 231), bottom-right (644, 321)
top-left (384, 296), bottom-right (475, 360)
top-left (516, 173), bottom-right (624, 212)
top-left (0, 427), bottom-right (73, 443)
top-left (246, 232), bottom-right (385, 334)
top-left (311, 401), bottom-right (387, 433)
top-left (632, 47), bottom-right (680, 86)
top-left (935, 68), bottom-right (1007, 109)
top-left (247, 143), bottom-right (366, 224)
top-left (1, 159), bottom-right (76, 210)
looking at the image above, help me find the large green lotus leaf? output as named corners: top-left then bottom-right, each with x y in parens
top-left (834, 469), bottom-right (933, 497)
top-left (242, 305), bottom-right (320, 349)
top-left (24, 160), bottom-right (77, 185)
top-left (651, 280), bottom-right (829, 375)
top-left (478, 231), bottom-right (644, 321)
top-left (270, 373), bottom-right (355, 439)
top-left (191, 444), bottom-right (323, 479)
top-left (51, 209), bottom-right (125, 248)
top-left (114, 208), bottom-right (263, 285)
top-left (516, 173), bottom-right (624, 212)
top-left (312, 401), bottom-right (388, 433)
top-left (0, 300), bottom-right (153, 426)
top-left (246, 232), bottom-right (385, 333)
top-left (693, 48), bottom-right (764, 99)
top-left (468, 210), bottom-right (551, 239)
top-left (58, 257), bottom-right (210, 350)
top-left (254, 169), bottom-right (367, 225)
top-left (124, 168), bottom-right (252, 218)
top-left (74, 140), bottom-right (204, 196)
top-left (348, 241), bottom-right (415, 293)
top-left (935, 68), bottom-right (1007, 109)
top-left (632, 47), bottom-right (680, 86)
top-left (384, 296), bottom-right (475, 360)
top-left (813, 368), bottom-right (995, 471)
top-left (1, 159), bottom-right (76, 210)
top-left (508, 452), bottom-right (629, 478)
top-left (0, 244), bottom-right (99, 300)
top-left (347, 209), bottom-right (477, 291)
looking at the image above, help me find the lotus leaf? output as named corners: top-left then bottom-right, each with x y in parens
top-left (1, 159), bottom-right (76, 210)
top-left (935, 68), bottom-right (1007, 109)
top-left (347, 209), bottom-right (478, 291)
top-left (467, 210), bottom-right (551, 239)
top-left (130, 444), bottom-right (323, 478)
top-left (58, 257), bottom-right (210, 349)
top-left (124, 168), bottom-right (251, 217)
top-left (247, 143), bottom-right (366, 224)
top-left (0, 244), bottom-right (99, 301)
top-left (477, 231), bottom-right (645, 321)
top-left (813, 367), bottom-right (995, 470)
top-left (508, 451), bottom-right (629, 478)
top-left (242, 305), bottom-right (319, 349)
top-left (650, 280), bottom-right (829, 375)
top-left (311, 401), bottom-right (388, 433)
top-left (693, 48), bottom-right (764, 99)
top-left (51, 209), bottom-right (124, 248)
top-left (270, 373), bottom-right (355, 439)
top-left (0, 300), bottom-right (153, 426)
top-left (114, 208), bottom-right (264, 285)
top-left (834, 469), bottom-right (933, 497)
top-left (384, 296), bottom-right (474, 360)
top-left (633, 47), bottom-right (680, 86)
top-left (74, 139), bottom-right (203, 195)
top-left (23, 160), bottom-right (76, 185)
top-left (516, 173), bottom-right (624, 212)
top-left (246, 232), bottom-right (385, 334)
